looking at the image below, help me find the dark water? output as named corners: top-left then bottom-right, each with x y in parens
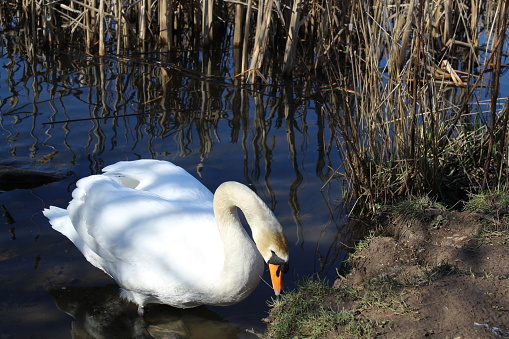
top-left (0, 44), bottom-right (356, 337)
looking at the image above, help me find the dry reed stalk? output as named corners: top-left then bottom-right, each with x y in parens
top-left (282, 0), bottom-right (303, 75)
top-left (240, 0), bottom-right (253, 77)
top-left (397, 0), bottom-right (415, 72)
top-left (233, 3), bottom-right (244, 48)
top-left (202, 0), bottom-right (214, 47)
top-left (56, 7), bottom-right (89, 32)
top-left (99, 0), bottom-right (105, 55)
top-left (138, 0), bottom-right (146, 47)
top-left (85, 0), bottom-right (91, 52)
top-left (147, 0), bottom-right (152, 21)
top-left (249, 0), bottom-right (274, 81)
top-left (121, 0), bottom-right (129, 49)
top-left (115, 0), bottom-right (121, 52)
top-left (158, 0), bottom-right (171, 51)
top-left (64, 0), bottom-right (102, 14)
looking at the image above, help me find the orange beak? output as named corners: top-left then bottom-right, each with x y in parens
top-left (269, 263), bottom-right (283, 296)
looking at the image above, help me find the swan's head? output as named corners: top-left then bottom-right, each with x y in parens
top-left (252, 219), bottom-right (289, 297)
top-left (268, 249), bottom-right (289, 297)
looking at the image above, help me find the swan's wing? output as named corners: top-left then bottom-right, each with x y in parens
top-left (66, 174), bottom-right (223, 283)
top-left (102, 159), bottom-right (213, 202)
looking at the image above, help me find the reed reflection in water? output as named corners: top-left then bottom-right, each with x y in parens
top-left (0, 44), bottom-right (356, 337)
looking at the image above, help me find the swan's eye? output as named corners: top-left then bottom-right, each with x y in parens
top-left (268, 250), bottom-right (289, 274)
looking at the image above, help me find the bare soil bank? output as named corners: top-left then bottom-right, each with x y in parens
top-left (337, 210), bottom-right (509, 338)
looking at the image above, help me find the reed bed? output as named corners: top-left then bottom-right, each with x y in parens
top-left (320, 0), bottom-right (509, 213)
top-left (0, 0), bottom-right (305, 80)
top-left (1, 0), bottom-right (508, 212)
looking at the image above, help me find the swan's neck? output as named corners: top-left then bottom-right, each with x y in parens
top-left (212, 182), bottom-right (270, 302)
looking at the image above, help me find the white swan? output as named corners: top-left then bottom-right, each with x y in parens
top-left (43, 159), bottom-right (289, 313)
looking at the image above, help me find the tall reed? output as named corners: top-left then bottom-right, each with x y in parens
top-left (320, 0), bottom-right (509, 213)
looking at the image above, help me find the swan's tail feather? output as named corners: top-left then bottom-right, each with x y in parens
top-left (43, 206), bottom-right (112, 277)
top-left (44, 206), bottom-right (88, 256)
top-left (43, 206), bottom-right (79, 241)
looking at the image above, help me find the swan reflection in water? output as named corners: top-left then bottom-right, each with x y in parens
top-left (48, 284), bottom-right (261, 339)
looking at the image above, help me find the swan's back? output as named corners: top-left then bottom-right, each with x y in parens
top-left (102, 159), bottom-right (213, 201)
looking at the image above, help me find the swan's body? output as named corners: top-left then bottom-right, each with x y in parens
top-left (43, 160), bottom-right (288, 312)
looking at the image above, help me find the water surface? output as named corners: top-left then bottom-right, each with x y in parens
top-left (0, 44), bottom-right (354, 338)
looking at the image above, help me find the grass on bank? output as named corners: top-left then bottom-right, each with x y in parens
top-left (266, 191), bottom-right (509, 338)
top-left (265, 278), bottom-right (374, 339)
top-left (464, 190), bottom-right (509, 219)
top-left (464, 190), bottom-right (509, 244)
top-left (266, 261), bottom-right (468, 338)
top-left (388, 196), bottom-right (447, 222)
top-left (265, 268), bottom-right (451, 339)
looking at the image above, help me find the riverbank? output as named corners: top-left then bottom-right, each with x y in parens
top-left (265, 195), bottom-right (509, 338)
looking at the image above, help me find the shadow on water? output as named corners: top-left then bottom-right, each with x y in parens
top-left (0, 21), bottom-right (361, 338)
top-left (48, 284), bottom-right (258, 339)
